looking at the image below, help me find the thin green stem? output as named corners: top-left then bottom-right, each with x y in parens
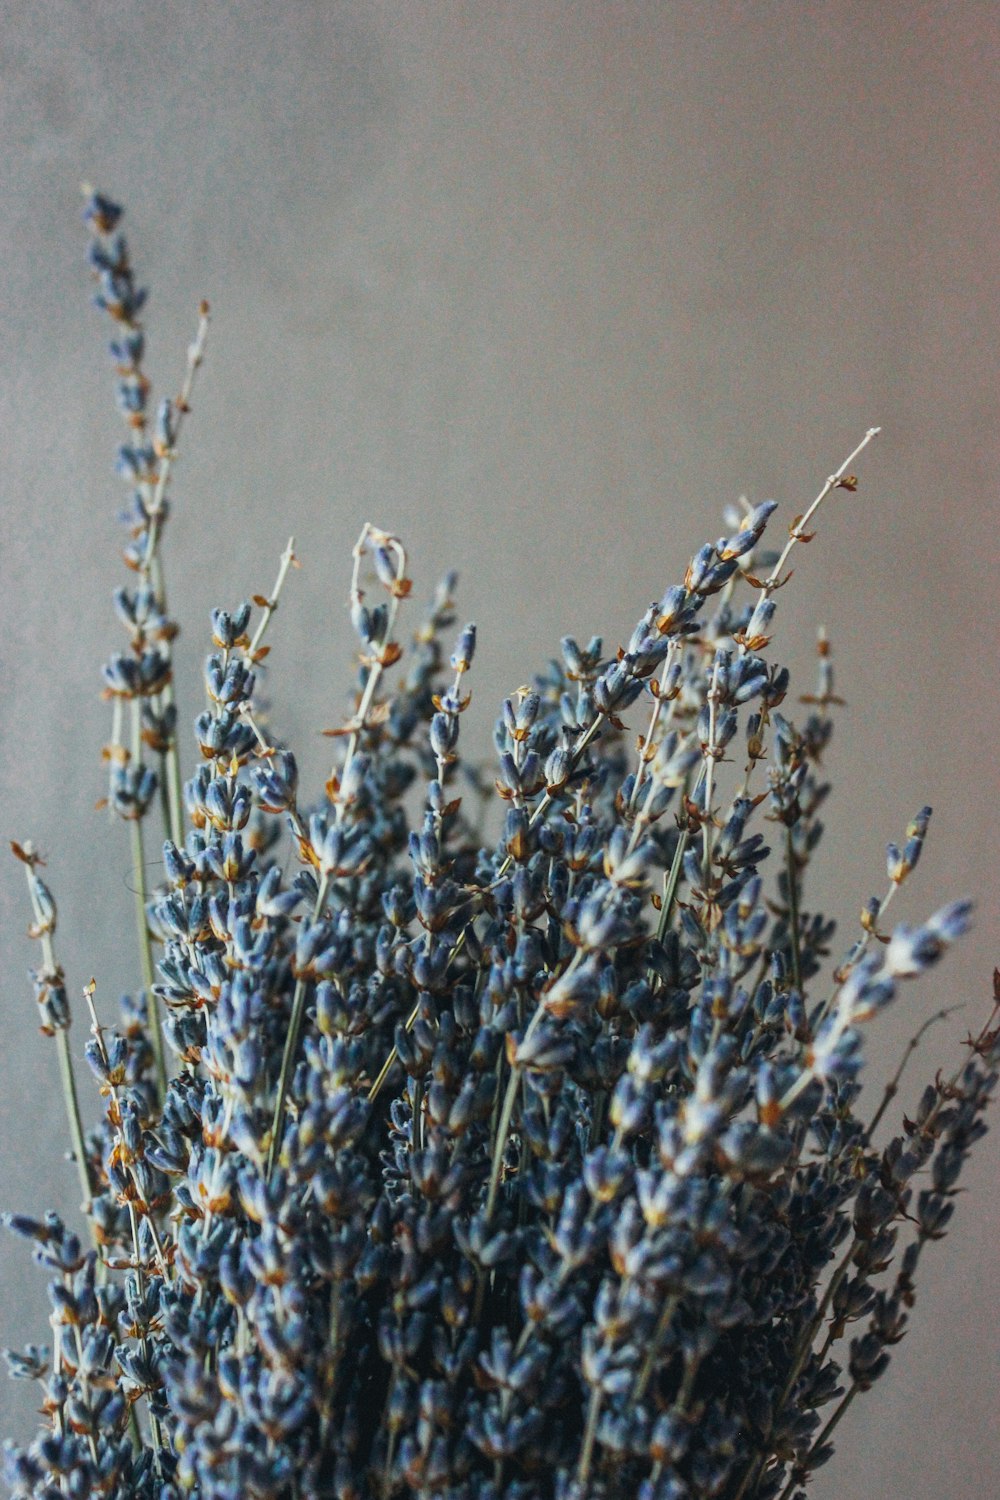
top-left (137, 309), bottom-right (210, 853)
top-left (149, 555), bottom-right (185, 852)
top-left (317, 1276), bottom-right (345, 1454)
top-left (484, 1043), bottom-right (527, 1226)
top-left (367, 1000), bottom-right (419, 1104)
top-left (125, 1199), bottom-right (164, 1473)
top-left (634, 1293), bottom-right (679, 1402)
top-left (56, 1030), bottom-right (95, 1216)
top-left (733, 1232), bottom-right (860, 1500)
top-left (864, 1004), bottom-right (959, 1144)
top-left (129, 812), bottom-right (167, 1101)
top-left (916, 998), bottom-right (1000, 1143)
top-left (81, 981), bottom-right (166, 1468)
top-left (775, 1383), bottom-right (859, 1500)
top-left (701, 654), bottom-right (723, 890)
top-left (744, 995), bottom-right (999, 1500)
top-left (155, 746), bottom-right (172, 841)
top-left (83, 982), bottom-right (171, 1282)
top-left (817, 880), bottom-right (897, 1029)
top-left (576, 1383), bottom-right (603, 1486)
top-left (67, 1308), bottom-right (100, 1465)
top-left (164, 733), bottom-right (185, 848)
top-left (247, 536), bottom-right (298, 661)
top-left (382, 1368), bottom-right (400, 1498)
top-left (785, 824), bottom-right (803, 993)
top-left (646, 822), bottom-right (689, 988)
top-left (267, 871), bottom-right (330, 1179)
top-left (20, 850), bottom-right (98, 1240)
top-left (140, 307), bottom-right (210, 570)
top-left (763, 428), bottom-right (880, 593)
top-left (728, 1451), bottom-right (764, 1500)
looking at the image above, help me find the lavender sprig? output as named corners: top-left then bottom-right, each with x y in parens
top-left (3, 194), bottom-right (995, 1500)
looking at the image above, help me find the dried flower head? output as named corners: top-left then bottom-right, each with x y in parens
top-left (3, 193), bottom-right (997, 1500)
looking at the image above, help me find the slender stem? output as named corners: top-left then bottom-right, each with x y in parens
top-left (785, 1239), bottom-right (855, 1402)
top-left (577, 1383), bottom-right (603, 1486)
top-left (81, 981), bottom-right (167, 1468)
top-left (777, 1061), bottom-right (821, 1116)
top-left (129, 811), bottom-right (166, 1101)
top-left (764, 428), bottom-right (880, 592)
top-left (21, 851), bottom-right (98, 1236)
top-left (588, 1089), bottom-right (607, 1151)
top-left (337, 523), bottom-right (407, 775)
top-left (83, 984), bottom-right (171, 1280)
top-left (774, 1383), bottom-right (859, 1500)
top-left (484, 1040), bottom-right (528, 1225)
top-left (149, 554), bottom-right (185, 852)
top-left (627, 693), bottom-right (665, 816)
top-left (247, 537), bottom-right (298, 660)
top-left (382, 1368), bottom-right (400, 1498)
top-left (56, 1030), bottom-right (95, 1215)
top-left (165, 733), bottom-right (185, 848)
top-left (107, 696), bottom-right (123, 825)
top-left (125, 1198), bottom-right (164, 1471)
top-left (141, 307), bottom-right (210, 570)
top-left (728, 1450), bottom-right (764, 1500)
top-left (136, 309), bottom-right (210, 857)
top-left (746, 999), bottom-right (1000, 1500)
top-left (817, 878), bottom-right (898, 1027)
top-left (918, 999), bottom-right (1000, 1143)
top-left (367, 1000), bottom-right (420, 1104)
top-left (50, 1304), bottom-right (65, 1444)
top-left (785, 825), bottom-right (803, 993)
top-left (319, 1278), bottom-right (343, 1447)
top-left (267, 872), bottom-right (330, 1179)
top-left (634, 1293), bottom-right (679, 1402)
top-left (624, 666), bottom-right (687, 863)
top-left (646, 822), bottom-right (689, 988)
top-left (155, 746), bottom-right (172, 839)
top-left (661, 824), bottom-right (689, 940)
top-left (733, 1230), bottom-right (861, 1500)
top-left (625, 642), bottom-right (679, 830)
top-left (701, 653), bottom-right (723, 890)
top-left (864, 1004), bottom-right (959, 1143)
top-left (66, 1310), bottom-right (100, 1464)
top-left (359, 639), bottom-right (470, 1122)
top-left (229, 537), bottom-right (307, 1183)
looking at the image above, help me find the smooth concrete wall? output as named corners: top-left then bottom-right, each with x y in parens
top-left (1, 4), bottom-right (997, 1494)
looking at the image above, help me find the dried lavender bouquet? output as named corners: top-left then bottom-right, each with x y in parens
top-left (3, 193), bottom-right (997, 1500)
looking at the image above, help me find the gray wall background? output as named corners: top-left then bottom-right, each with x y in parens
top-left (1, 2), bottom-right (997, 1493)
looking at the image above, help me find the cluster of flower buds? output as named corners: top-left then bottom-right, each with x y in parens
top-left (4, 199), bottom-right (996, 1500)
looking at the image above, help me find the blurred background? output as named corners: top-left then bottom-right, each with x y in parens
top-left (1, 2), bottom-right (997, 1493)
